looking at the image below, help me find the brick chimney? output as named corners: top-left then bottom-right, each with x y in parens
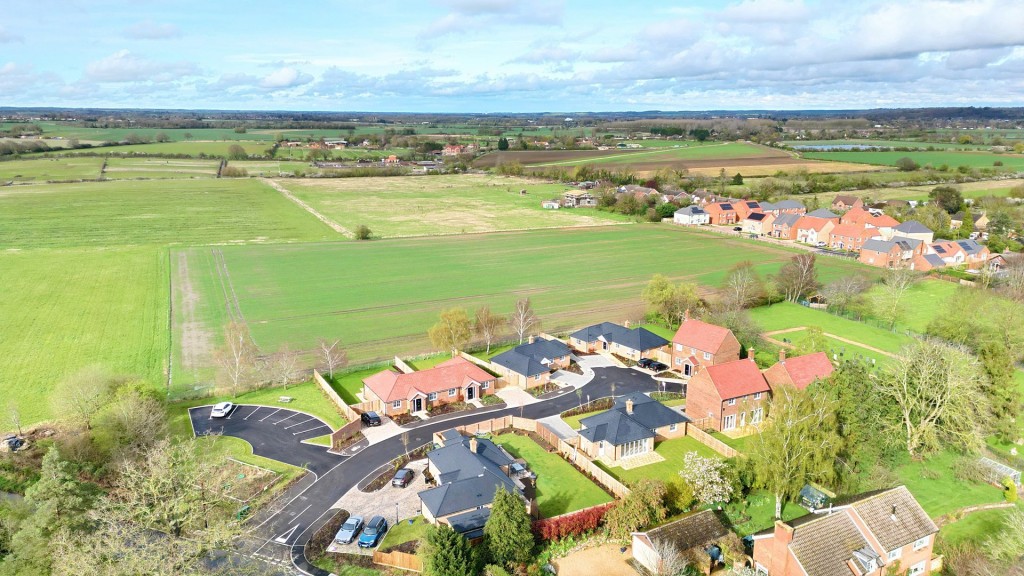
top-left (624, 319), bottom-right (630, 328)
top-left (773, 520), bottom-right (796, 574)
top-left (748, 347), bottom-right (756, 362)
top-left (528, 335), bottom-right (535, 344)
top-left (626, 398), bottom-right (634, 415)
top-left (779, 349), bottom-right (786, 363)
top-left (469, 436), bottom-right (479, 454)
top-left (684, 308), bottom-right (690, 321)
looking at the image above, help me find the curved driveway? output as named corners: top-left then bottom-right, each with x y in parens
top-left (210, 367), bottom-right (673, 575)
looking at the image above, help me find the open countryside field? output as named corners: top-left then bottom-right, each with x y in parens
top-left (801, 149), bottom-right (1024, 170)
top-left (278, 174), bottom-right (630, 237)
top-left (169, 225), bottom-right (878, 395)
top-left (0, 178), bottom-right (337, 248)
top-left (0, 157), bottom-right (104, 183)
top-left (102, 157), bottom-right (220, 179)
top-left (0, 249), bottom-right (168, 424)
top-left (784, 178), bottom-right (1024, 205)
top-left (788, 139), bottom-right (991, 150)
top-left (52, 140), bottom-right (272, 157)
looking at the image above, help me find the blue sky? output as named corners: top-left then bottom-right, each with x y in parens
top-left (2, 0), bottom-right (1023, 112)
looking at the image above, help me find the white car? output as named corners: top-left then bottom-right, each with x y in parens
top-left (211, 402), bottom-right (234, 418)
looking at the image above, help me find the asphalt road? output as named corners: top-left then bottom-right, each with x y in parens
top-left (205, 366), bottom-right (667, 575)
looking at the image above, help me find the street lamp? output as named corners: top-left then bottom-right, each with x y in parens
top-left (395, 502), bottom-right (399, 527)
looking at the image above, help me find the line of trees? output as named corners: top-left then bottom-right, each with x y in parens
top-left (427, 298), bottom-right (540, 355)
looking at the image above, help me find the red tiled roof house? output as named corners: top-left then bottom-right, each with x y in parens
top-left (671, 312), bottom-right (741, 377)
top-left (685, 356), bottom-right (770, 432)
top-left (363, 356), bottom-right (496, 415)
top-left (704, 202), bottom-right (739, 225)
top-left (763, 350), bottom-right (834, 390)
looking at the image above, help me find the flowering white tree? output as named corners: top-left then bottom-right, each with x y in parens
top-left (678, 452), bottom-right (733, 506)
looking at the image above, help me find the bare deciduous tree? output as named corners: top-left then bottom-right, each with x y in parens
top-left (872, 267), bottom-right (918, 331)
top-left (474, 306), bottom-right (505, 355)
top-left (1002, 257), bottom-right (1024, 302)
top-left (508, 298), bottom-right (540, 344)
top-left (215, 321), bottom-right (258, 397)
top-left (51, 365), bottom-right (114, 430)
top-left (7, 401), bottom-right (22, 436)
top-left (820, 275), bottom-right (870, 314)
top-left (777, 253), bottom-right (820, 302)
top-left (651, 538), bottom-right (689, 576)
top-left (270, 345), bottom-right (302, 390)
top-left (877, 339), bottom-right (988, 456)
top-left (722, 261), bottom-right (764, 310)
top-left (317, 338), bottom-right (348, 379)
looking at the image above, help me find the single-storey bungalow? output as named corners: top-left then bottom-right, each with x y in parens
top-left (577, 393), bottom-right (688, 464)
top-left (569, 322), bottom-right (670, 361)
top-left (633, 510), bottom-right (732, 576)
top-left (363, 356), bottom-right (496, 416)
top-left (491, 337), bottom-right (571, 390)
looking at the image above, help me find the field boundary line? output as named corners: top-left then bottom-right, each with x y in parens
top-left (260, 178), bottom-right (354, 239)
top-left (166, 247), bottom-right (174, 393)
top-left (763, 326), bottom-right (897, 358)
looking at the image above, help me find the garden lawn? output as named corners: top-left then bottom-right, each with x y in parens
top-left (174, 225), bottom-right (879, 386)
top-left (724, 490), bottom-right (809, 537)
top-left (562, 408), bottom-right (609, 431)
top-left (492, 433), bottom-right (612, 517)
top-left (938, 503), bottom-right (1020, 547)
top-left (0, 178), bottom-right (338, 249)
top-left (751, 302), bottom-right (912, 355)
top-left (893, 450), bottom-right (1005, 519)
top-left (710, 432), bottom-right (754, 454)
top-left (327, 367), bottom-right (389, 406)
top-left (279, 174), bottom-right (631, 237)
top-left (379, 515), bottom-right (429, 551)
top-left (775, 329), bottom-right (893, 370)
top-left (0, 248), bottom-right (168, 424)
top-left (597, 436), bottom-right (721, 487)
top-left (861, 279), bottom-right (959, 334)
top-left (0, 157), bottom-right (104, 182)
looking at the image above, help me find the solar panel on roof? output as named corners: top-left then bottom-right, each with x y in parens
top-left (720, 203), bottom-right (733, 210)
top-left (957, 241), bottom-right (972, 250)
top-left (934, 245), bottom-right (946, 254)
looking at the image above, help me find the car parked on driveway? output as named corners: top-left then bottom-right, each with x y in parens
top-left (334, 515), bottom-right (364, 545)
top-left (649, 361), bottom-right (668, 372)
top-left (210, 402), bottom-right (234, 418)
top-left (361, 411), bottom-right (382, 426)
top-left (391, 468), bottom-right (414, 488)
top-left (637, 358), bottom-right (654, 369)
top-left (358, 515), bottom-right (388, 548)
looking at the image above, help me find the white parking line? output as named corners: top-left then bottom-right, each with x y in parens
top-left (283, 417), bottom-right (314, 430)
top-left (259, 408), bottom-right (281, 422)
top-left (293, 424), bottom-right (329, 436)
top-left (273, 412), bottom-right (298, 425)
top-left (244, 406), bottom-right (262, 420)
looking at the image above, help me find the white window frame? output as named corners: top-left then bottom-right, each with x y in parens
top-left (448, 388), bottom-right (457, 397)
top-left (669, 423), bottom-right (677, 432)
top-left (913, 536), bottom-right (930, 551)
top-left (675, 344), bottom-right (682, 352)
top-left (908, 560), bottom-right (926, 576)
top-left (754, 392), bottom-right (762, 400)
top-left (723, 414), bottom-right (736, 430)
top-left (481, 382), bottom-right (489, 390)
top-left (751, 407), bottom-right (763, 424)
top-left (427, 392), bottom-right (438, 401)
top-left (703, 351), bottom-right (712, 360)
top-left (392, 400), bottom-right (402, 409)
top-left (691, 348), bottom-right (697, 354)
top-left (888, 548), bottom-right (902, 561)
top-left (675, 357), bottom-right (682, 365)
top-left (754, 563), bottom-right (768, 576)
top-left (727, 398), bottom-right (737, 406)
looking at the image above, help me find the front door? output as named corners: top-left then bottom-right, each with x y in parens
top-left (467, 386), bottom-right (475, 400)
top-left (413, 398), bottom-right (422, 412)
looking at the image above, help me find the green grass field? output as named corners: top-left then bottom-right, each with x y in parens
top-left (492, 433), bottom-right (613, 516)
top-left (892, 450), bottom-right (1005, 518)
top-left (939, 503), bottom-right (1020, 547)
top-left (520, 142), bottom-right (776, 168)
top-left (775, 328), bottom-right (893, 369)
top-left (53, 140), bottom-right (272, 157)
top-left (789, 140), bottom-right (990, 150)
top-left (0, 157), bottom-right (104, 182)
top-left (0, 178), bottom-right (337, 249)
top-left (861, 279), bottom-right (959, 333)
top-left (102, 157), bottom-right (220, 180)
top-left (171, 225), bottom-right (878, 391)
top-left (802, 150), bottom-right (1024, 170)
top-left (280, 174), bottom-right (629, 237)
top-left (0, 248), bottom-right (168, 424)
top-left (751, 302), bottom-right (913, 353)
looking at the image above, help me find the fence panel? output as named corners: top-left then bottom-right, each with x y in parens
top-left (373, 550), bottom-right (422, 572)
top-left (686, 425), bottom-right (739, 458)
top-left (312, 369), bottom-right (359, 421)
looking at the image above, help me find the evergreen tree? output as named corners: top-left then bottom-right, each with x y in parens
top-left (483, 487), bottom-right (534, 568)
top-left (497, 137), bottom-right (510, 151)
top-left (423, 524), bottom-right (477, 576)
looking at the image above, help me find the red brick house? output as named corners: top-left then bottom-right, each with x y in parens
top-left (704, 202), bottom-right (739, 225)
top-left (795, 216), bottom-right (837, 245)
top-left (734, 200), bottom-right (764, 221)
top-left (752, 486), bottom-right (938, 576)
top-left (827, 222), bottom-right (881, 251)
top-left (858, 237), bottom-right (924, 269)
top-left (442, 144), bottom-right (466, 156)
top-left (671, 312), bottom-right (741, 377)
top-left (363, 356), bottom-right (496, 415)
top-left (685, 357), bottom-right (770, 431)
top-left (927, 239), bottom-right (990, 270)
top-left (763, 350), bottom-right (834, 391)
top-left (771, 213), bottom-right (803, 239)
top-left (839, 205), bottom-right (872, 226)
top-left (830, 195), bottom-right (862, 211)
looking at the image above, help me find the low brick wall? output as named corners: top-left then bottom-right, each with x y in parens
top-left (686, 425), bottom-right (740, 458)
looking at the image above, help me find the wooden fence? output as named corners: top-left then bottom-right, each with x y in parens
top-left (330, 419), bottom-right (362, 452)
top-left (312, 369), bottom-right (359, 421)
top-left (373, 550), bottom-right (422, 572)
top-left (393, 356), bottom-right (415, 374)
top-left (685, 425), bottom-right (739, 458)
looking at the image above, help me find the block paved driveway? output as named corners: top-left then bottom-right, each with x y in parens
top-left (189, 405), bottom-right (342, 477)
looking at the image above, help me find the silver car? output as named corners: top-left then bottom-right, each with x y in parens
top-left (334, 515), bottom-right (364, 545)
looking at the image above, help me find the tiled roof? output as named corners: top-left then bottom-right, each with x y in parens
top-left (675, 206), bottom-right (707, 216)
top-left (758, 201), bottom-right (777, 211)
top-left (703, 359), bottom-right (770, 399)
top-left (867, 214), bottom-right (900, 228)
top-left (571, 322), bottom-right (669, 352)
top-left (639, 510), bottom-right (730, 553)
top-left (774, 213), bottom-right (802, 227)
top-left (419, 431), bottom-right (522, 518)
top-left (807, 208), bottom-right (839, 219)
top-left (829, 222), bottom-right (871, 238)
top-left (613, 392), bottom-right (689, 429)
top-left (492, 338), bottom-right (570, 377)
top-left (578, 409), bottom-right (654, 445)
top-left (672, 318), bottom-right (734, 353)
top-left (796, 216), bottom-right (833, 232)
top-left (775, 200), bottom-right (805, 210)
top-left (849, 485), bottom-right (938, 552)
top-left (895, 220), bottom-right (932, 234)
top-left (418, 470), bottom-right (518, 517)
top-left (765, 352), bottom-right (834, 390)
top-left (832, 194), bottom-right (859, 205)
top-left (363, 356), bottom-right (494, 403)
top-left (789, 511), bottom-right (872, 576)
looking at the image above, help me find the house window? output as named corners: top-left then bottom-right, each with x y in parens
top-left (669, 423), bottom-right (677, 432)
top-left (754, 392), bottom-right (762, 400)
top-left (448, 388), bottom-right (457, 397)
top-left (913, 536), bottom-right (930, 551)
top-left (392, 400), bottom-right (402, 409)
top-left (675, 344), bottom-right (682, 352)
top-left (754, 563), bottom-right (768, 576)
top-left (751, 408), bottom-right (763, 424)
top-left (727, 398), bottom-right (737, 406)
top-left (691, 348), bottom-right (696, 355)
top-left (481, 382), bottom-right (489, 390)
top-left (723, 414), bottom-right (736, 430)
top-left (675, 357), bottom-right (682, 365)
top-left (703, 351), bottom-right (712, 360)
top-left (888, 548), bottom-right (902, 561)
top-left (427, 392), bottom-right (437, 401)
top-left (908, 561), bottom-right (926, 576)
top-left (533, 374), bottom-right (541, 381)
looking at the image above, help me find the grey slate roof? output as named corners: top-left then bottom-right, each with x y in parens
top-left (570, 322), bottom-right (669, 353)
top-left (614, 392), bottom-right (689, 429)
top-left (775, 200), bottom-right (805, 210)
top-left (427, 434), bottom-right (514, 484)
top-left (895, 220), bottom-right (932, 234)
top-left (491, 337), bottom-right (570, 377)
top-left (807, 208), bottom-right (839, 219)
top-left (675, 205), bottom-right (707, 217)
top-left (774, 213), bottom-right (802, 227)
top-left (862, 236), bottom-right (922, 253)
top-left (578, 410), bottom-right (653, 445)
top-left (923, 254), bottom-right (945, 267)
top-left (418, 469), bottom-right (518, 518)
top-left (446, 508), bottom-right (491, 538)
top-left (956, 239), bottom-right (985, 255)
top-left (419, 431), bottom-right (521, 518)
top-left (758, 201), bottom-right (777, 211)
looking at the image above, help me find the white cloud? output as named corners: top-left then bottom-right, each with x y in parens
top-left (259, 67), bottom-right (313, 89)
top-left (85, 50), bottom-right (199, 83)
top-left (123, 20), bottom-right (182, 40)
top-left (420, 0), bottom-right (564, 38)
